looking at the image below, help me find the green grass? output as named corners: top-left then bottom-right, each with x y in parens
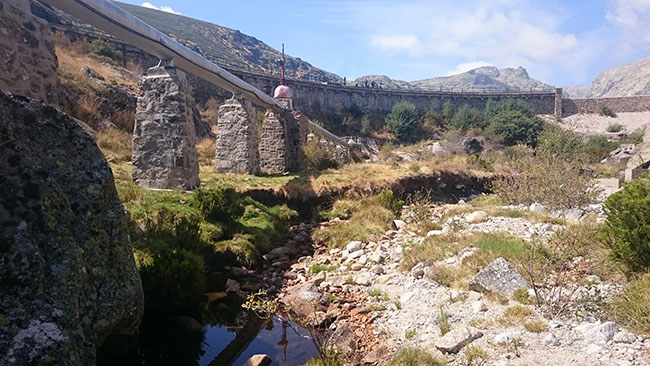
top-left (310, 264), bottom-right (338, 274)
top-left (608, 273), bottom-right (650, 334)
top-left (390, 348), bottom-right (446, 366)
top-left (497, 305), bottom-right (533, 327)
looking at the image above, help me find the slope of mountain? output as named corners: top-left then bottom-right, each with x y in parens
top-left (352, 75), bottom-right (411, 89)
top-left (585, 56), bottom-right (650, 98)
top-left (411, 66), bottom-right (552, 90)
top-left (31, 0), bottom-right (342, 82)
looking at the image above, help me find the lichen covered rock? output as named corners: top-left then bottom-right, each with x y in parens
top-left (0, 92), bottom-right (144, 365)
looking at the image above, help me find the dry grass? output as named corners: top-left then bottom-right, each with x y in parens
top-left (524, 320), bottom-right (547, 333)
top-left (607, 273), bottom-right (650, 335)
top-left (197, 138), bottom-right (216, 167)
top-left (96, 129), bottom-right (132, 163)
top-left (497, 305), bottom-right (534, 327)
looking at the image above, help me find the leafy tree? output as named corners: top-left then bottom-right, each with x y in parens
top-left (386, 101), bottom-right (418, 141)
top-left (485, 110), bottom-right (543, 146)
top-left (450, 106), bottom-right (484, 131)
top-left (484, 98), bottom-right (534, 120)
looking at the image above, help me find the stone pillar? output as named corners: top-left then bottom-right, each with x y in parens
top-left (554, 88), bottom-right (563, 122)
top-left (132, 66), bottom-right (199, 190)
top-left (259, 110), bottom-right (289, 175)
top-left (0, 0), bottom-right (58, 103)
top-left (214, 98), bottom-right (260, 174)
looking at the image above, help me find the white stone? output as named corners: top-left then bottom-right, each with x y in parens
top-left (347, 249), bottom-right (364, 261)
top-left (529, 202), bottom-right (546, 213)
top-left (466, 210), bottom-right (489, 224)
top-left (393, 220), bottom-right (407, 230)
top-left (435, 326), bottom-right (483, 354)
top-left (613, 331), bottom-right (637, 344)
top-left (584, 321), bottom-right (618, 345)
top-left (346, 241), bottom-right (362, 252)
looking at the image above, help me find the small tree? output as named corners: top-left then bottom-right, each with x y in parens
top-left (486, 110), bottom-right (543, 147)
top-left (602, 174), bottom-right (650, 272)
top-left (450, 106), bottom-right (484, 131)
top-left (386, 101), bottom-right (417, 141)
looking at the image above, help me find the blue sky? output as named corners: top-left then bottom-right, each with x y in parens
top-left (120, 0), bottom-right (650, 87)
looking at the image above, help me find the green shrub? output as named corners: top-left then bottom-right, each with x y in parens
top-left (608, 273), bottom-right (650, 334)
top-left (88, 39), bottom-right (123, 66)
top-left (193, 187), bottom-right (244, 223)
top-left (300, 138), bottom-right (340, 171)
top-left (602, 175), bottom-right (650, 271)
top-left (139, 247), bottom-right (206, 315)
top-left (484, 98), bottom-right (534, 120)
top-left (142, 209), bottom-right (205, 253)
top-left (584, 135), bottom-right (619, 163)
top-left (536, 124), bottom-right (586, 161)
top-left (377, 189), bottom-right (405, 215)
top-left (387, 101), bottom-right (418, 141)
top-left (450, 106), bottom-right (484, 131)
top-left (607, 123), bottom-right (623, 133)
top-left (598, 104), bottom-right (617, 118)
top-left (485, 110), bottom-right (543, 147)
top-left (390, 348), bottom-right (446, 366)
top-left (306, 349), bottom-right (343, 366)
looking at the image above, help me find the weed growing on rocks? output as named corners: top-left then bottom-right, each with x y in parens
top-left (390, 348), bottom-right (447, 366)
top-left (497, 305), bottom-right (533, 326)
top-left (439, 306), bottom-right (451, 336)
top-left (463, 345), bottom-right (488, 366)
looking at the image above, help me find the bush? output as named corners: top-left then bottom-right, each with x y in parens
top-left (386, 101), bottom-right (418, 141)
top-left (536, 124), bottom-right (586, 161)
top-left (484, 98), bottom-right (534, 120)
top-left (598, 104), bottom-right (617, 118)
top-left (608, 273), bottom-right (650, 334)
top-left (602, 175), bottom-right (650, 271)
top-left (139, 247), bottom-right (206, 316)
top-left (450, 106), bottom-right (484, 131)
top-left (300, 138), bottom-right (340, 171)
top-left (606, 123), bottom-right (623, 133)
top-left (377, 189), bottom-right (405, 215)
top-left (193, 187), bottom-right (244, 223)
top-left (485, 110), bottom-right (543, 147)
top-left (493, 152), bottom-right (599, 210)
top-left (88, 39), bottom-right (123, 66)
top-left (584, 135), bottom-right (619, 163)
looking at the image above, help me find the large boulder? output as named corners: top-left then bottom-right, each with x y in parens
top-left (468, 257), bottom-right (528, 297)
top-left (0, 93), bottom-right (144, 365)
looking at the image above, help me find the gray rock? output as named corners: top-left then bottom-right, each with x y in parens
top-left (468, 257), bottom-right (529, 297)
top-left (435, 326), bottom-right (483, 354)
top-left (0, 92), bottom-right (144, 365)
top-left (81, 66), bottom-right (105, 81)
top-left (613, 330), bottom-right (636, 344)
top-left (462, 137), bottom-right (484, 155)
top-left (393, 219), bottom-right (407, 230)
top-left (215, 98), bottom-right (259, 173)
top-left (346, 241), bottom-right (363, 252)
top-left (347, 249), bottom-right (364, 261)
top-left (564, 208), bottom-right (585, 222)
top-left (584, 321), bottom-right (618, 345)
top-left (493, 331), bottom-right (524, 345)
top-left (543, 333), bottom-right (561, 346)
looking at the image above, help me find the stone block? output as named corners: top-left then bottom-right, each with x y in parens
top-left (468, 257), bottom-right (528, 297)
top-left (132, 66), bottom-right (199, 190)
top-left (214, 98), bottom-right (259, 174)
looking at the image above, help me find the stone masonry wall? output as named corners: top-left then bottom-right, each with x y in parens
top-left (259, 110), bottom-right (288, 175)
top-left (132, 66), bottom-right (200, 190)
top-left (214, 98), bottom-right (260, 174)
top-left (562, 96), bottom-right (650, 117)
top-left (0, 0), bottom-right (57, 103)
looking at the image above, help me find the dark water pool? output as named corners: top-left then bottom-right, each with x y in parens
top-left (199, 316), bottom-right (319, 366)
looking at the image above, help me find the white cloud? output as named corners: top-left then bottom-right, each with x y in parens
top-left (369, 34), bottom-right (421, 54)
top-left (141, 2), bottom-right (181, 15)
top-left (445, 61), bottom-right (493, 76)
top-left (606, 0), bottom-right (650, 43)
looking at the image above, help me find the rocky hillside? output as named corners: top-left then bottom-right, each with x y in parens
top-left (31, 0), bottom-right (342, 82)
top-left (353, 66), bottom-right (552, 91)
top-left (411, 66), bottom-right (552, 91)
top-left (583, 56), bottom-right (650, 98)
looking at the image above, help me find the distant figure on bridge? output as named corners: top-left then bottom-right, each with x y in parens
top-left (343, 77), bottom-right (346, 86)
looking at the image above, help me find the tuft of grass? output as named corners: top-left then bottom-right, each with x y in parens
top-left (607, 273), bottom-right (650, 334)
top-left (306, 349), bottom-right (344, 366)
top-left (405, 329), bottom-right (416, 339)
top-left (606, 123), bottom-right (623, 133)
top-left (598, 104), bottom-right (617, 118)
top-left (310, 264), bottom-right (337, 274)
top-left (439, 306), bottom-right (451, 336)
top-left (513, 287), bottom-right (534, 305)
top-left (390, 348), bottom-right (447, 366)
top-left (463, 346), bottom-right (488, 366)
top-left (497, 305), bottom-right (533, 327)
top-left (394, 300), bottom-right (402, 310)
top-left (469, 318), bottom-right (493, 330)
top-left (524, 320), bottom-right (547, 333)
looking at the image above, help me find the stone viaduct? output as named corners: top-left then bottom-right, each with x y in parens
top-left (27, 1), bottom-right (650, 193)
